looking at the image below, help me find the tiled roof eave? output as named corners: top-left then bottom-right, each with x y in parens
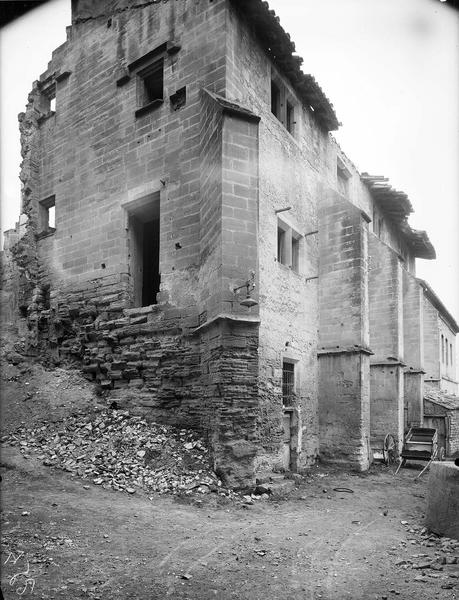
top-left (229, 0), bottom-right (340, 131)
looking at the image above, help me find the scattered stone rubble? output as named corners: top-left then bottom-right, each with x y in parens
top-left (393, 520), bottom-right (459, 589)
top-left (3, 408), bottom-right (234, 497)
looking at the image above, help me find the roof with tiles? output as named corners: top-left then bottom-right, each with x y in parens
top-left (361, 173), bottom-right (436, 260)
top-left (230, 0), bottom-right (340, 132)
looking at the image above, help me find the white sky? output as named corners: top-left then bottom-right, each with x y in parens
top-left (1, 0), bottom-right (458, 322)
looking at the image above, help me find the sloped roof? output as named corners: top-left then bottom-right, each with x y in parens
top-left (417, 279), bottom-right (459, 333)
top-left (230, 0), bottom-right (340, 131)
top-left (425, 389), bottom-right (459, 411)
top-left (361, 173), bottom-right (435, 260)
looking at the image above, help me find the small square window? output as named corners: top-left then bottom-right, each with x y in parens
top-left (39, 195), bottom-right (56, 234)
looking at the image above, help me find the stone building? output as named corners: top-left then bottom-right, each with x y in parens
top-left (2, 0), bottom-right (457, 486)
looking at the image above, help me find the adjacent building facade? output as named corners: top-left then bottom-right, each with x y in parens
top-left (2, 0), bottom-right (458, 486)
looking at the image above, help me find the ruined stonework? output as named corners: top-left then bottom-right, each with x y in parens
top-left (2, 0), bottom-right (458, 487)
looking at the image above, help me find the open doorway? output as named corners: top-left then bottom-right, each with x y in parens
top-left (126, 192), bottom-right (160, 307)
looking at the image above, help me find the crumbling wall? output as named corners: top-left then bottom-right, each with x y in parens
top-left (3, 0), bottom-right (263, 488)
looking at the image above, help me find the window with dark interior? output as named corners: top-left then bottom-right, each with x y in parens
top-left (271, 80), bottom-right (281, 119)
top-left (127, 192), bottom-right (161, 307)
top-left (282, 361), bottom-right (295, 406)
top-left (138, 59), bottom-right (164, 108)
top-left (286, 101), bottom-right (294, 134)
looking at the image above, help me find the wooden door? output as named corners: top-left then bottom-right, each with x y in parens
top-left (424, 416), bottom-right (447, 455)
top-left (282, 411), bottom-right (292, 471)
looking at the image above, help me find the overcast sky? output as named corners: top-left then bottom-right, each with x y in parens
top-left (1, 0), bottom-right (458, 322)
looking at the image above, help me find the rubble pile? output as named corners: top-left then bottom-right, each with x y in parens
top-left (396, 520), bottom-right (459, 588)
top-left (3, 408), bottom-right (228, 496)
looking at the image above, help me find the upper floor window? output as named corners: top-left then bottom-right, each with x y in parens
top-left (277, 218), bottom-right (302, 273)
top-left (337, 156), bottom-right (351, 197)
top-left (124, 40), bottom-right (180, 119)
top-left (271, 80), bottom-right (281, 119)
top-left (138, 59), bottom-right (164, 109)
top-left (270, 75), bottom-right (297, 137)
top-left (441, 334), bottom-right (445, 363)
top-left (38, 195), bottom-right (56, 236)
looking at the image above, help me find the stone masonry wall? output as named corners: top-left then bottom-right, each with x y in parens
top-left (10, 0), bottom-right (262, 488)
top-left (318, 190), bottom-right (371, 469)
top-left (403, 270), bottom-right (424, 427)
top-left (368, 234), bottom-right (404, 450)
top-left (225, 2), bottom-right (328, 473)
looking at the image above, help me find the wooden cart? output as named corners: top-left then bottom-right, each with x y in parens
top-left (395, 427), bottom-right (444, 478)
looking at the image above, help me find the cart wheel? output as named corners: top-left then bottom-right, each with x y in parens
top-left (383, 434), bottom-right (396, 465)
top-left (438, 447), bottom-right (445, 461)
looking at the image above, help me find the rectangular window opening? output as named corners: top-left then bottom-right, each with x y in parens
top-left (286, 101), bottom-right (294, 134)
top-left (141, 60), bottom-right (164, 104)
top-left (39, 195), bottom-right (56, 233)
top-left (271, 80), bottom-right (281, 119)
top-left (441, 335), bottom-right (444, 363)
top-left (282, 361), bottom-right (295, 407)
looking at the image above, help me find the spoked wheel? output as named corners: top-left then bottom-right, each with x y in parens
top-left (383, 434), bottom-right (396, 466)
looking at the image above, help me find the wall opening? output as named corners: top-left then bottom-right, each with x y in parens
top-left (282, 360), bottom-right (295, 407)
top-left (271, 80), bottom-right (280, 118)
top-left (39, 195), bottom-right (56, 234)
top-left (126, 192), bottom-right (160, 307)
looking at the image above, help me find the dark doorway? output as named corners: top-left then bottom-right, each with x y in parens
top-left (126, 192), bottom-right (160, 307)
top-left (142, 218), bottom-right (160, 306)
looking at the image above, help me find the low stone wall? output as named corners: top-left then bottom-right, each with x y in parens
top-left (425, 462), bottom-right (459, 540)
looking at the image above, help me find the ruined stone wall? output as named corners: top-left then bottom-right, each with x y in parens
top-left (8, 0), bottom-right (263, 488)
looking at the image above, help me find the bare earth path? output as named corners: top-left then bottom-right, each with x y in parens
top-left (1, 448), bottom-right (458, 600)
top-left (0, 359), bottom-right (458, 599)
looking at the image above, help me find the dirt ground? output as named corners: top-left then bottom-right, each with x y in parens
top-left (1, 359), bottom-right (458, 600)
